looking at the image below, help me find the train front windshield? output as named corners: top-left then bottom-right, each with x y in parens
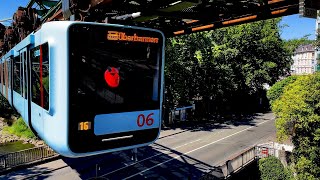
top-left (68, 24), bottom-right (163, 153)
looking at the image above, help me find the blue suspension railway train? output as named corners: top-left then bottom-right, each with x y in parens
top-left (0, 21), bottom-right (165, 157)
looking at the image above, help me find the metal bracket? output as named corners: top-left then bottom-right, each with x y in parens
top-left (62, 0), bottom-right (72, 20)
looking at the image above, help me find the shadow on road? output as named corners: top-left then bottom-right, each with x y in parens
top-left (1, 113), bottom-right (273, 179)
top-left (66, 144), bottom-right (218, 179)
top-left (2, 143), bottom-right (224, 179)
top-left (165, 112), bottom-right (271, 133)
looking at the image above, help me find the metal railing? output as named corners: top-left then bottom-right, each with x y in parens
top-left (219, 146), bottom-right (257, 178)
top-left (206, 144), bottom-right (280, 179)
top-left (0, 145), bottom-right (58, 172)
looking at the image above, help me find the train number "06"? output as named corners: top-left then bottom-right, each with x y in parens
top-left (137, 113), bottom-right (154, 127)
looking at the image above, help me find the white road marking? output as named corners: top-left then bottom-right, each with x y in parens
top-left (101, 139), bottom-right (202, 177)
top-left (123, 120), bottom-right (271, 179)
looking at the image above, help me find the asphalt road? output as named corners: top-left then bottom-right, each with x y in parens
top-left (1, 112), bottom-right (276, 180)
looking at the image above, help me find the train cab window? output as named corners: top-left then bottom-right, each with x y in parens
top-left (31, 43), bottom-right (49, 110)
top-left (13, 56), bottom-right (22, 94)
top-left (69, 26), bottom-right (162, 115)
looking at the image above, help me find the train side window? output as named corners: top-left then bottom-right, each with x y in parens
top-left (0, 63), bottom-right (2, 86)
top-left (1, 63), bottom-right (3, 88)
top-left (8, 59), bottom-right (11, 89)
top-left (31, 43), bottom-right (49, 110)
top-left (13, 56), bottom-right (22, 94)
top-left (3, 62), bottom-right (5, 87)
top-left (0, 63), bottom-right (2, 90)
top-left (23, 52), bottom-right (27, 98)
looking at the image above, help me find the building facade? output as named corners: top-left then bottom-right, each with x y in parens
top-left (290, 44), bottom-right (316, 75)
top-left (317, 15), bottom-right (320, 33)
top-left (316, 14), bottom-right (320, 71)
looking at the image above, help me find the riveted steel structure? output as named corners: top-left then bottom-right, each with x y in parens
top-left (22, 0), bottom-right (305, 37)
top-left (0, 0), bottom-right (315, 52)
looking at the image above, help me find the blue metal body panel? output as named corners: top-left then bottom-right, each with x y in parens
top-left (94, 110), bottom-right (160, 136)
top-left (3, 50), bottom-right (14, 59)
top-left (13, 92), bottom-right (24, 117)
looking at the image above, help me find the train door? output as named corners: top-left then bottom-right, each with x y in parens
top-left (30, 44), bottom-right (46, 136)
top-left (20, 48), bottom-right (29, 125)
top-left (12, 55), bottom-right (23, 115)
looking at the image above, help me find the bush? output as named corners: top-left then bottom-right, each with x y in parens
top-left (259, 156), bottom-right (288, 180)
top-left (271, 73), bottom-right (320, 178)
top-left (3, 117), bottom-right (36, 139)
top-left (267, 76), bottom-right (299, 106)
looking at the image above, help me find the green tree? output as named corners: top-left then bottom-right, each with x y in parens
top-left (272, 73), bottom-right (320, 179)
top-left (284, 36), bottom-right (314, 55)
top-left (267, 76), bottom-right (299, 105)
top-left (165, 18), bottom-right (291, 118)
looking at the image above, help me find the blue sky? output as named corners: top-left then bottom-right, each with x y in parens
top-left (0, 0), bottom-right (29, 26)
top-left (0, 1), bottom-right (317, 40)
top-left (280, 14), bottom-right (316, 40)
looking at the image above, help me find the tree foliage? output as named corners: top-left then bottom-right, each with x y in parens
top-left (267, 76), bottom-right (298, 105)
top-left (284, 36), bottom-right (314, 55)
top-left (271, 73), bottom-right (320, 179)
top-left (165, 18), bottom-right (291, 118)
top-left (258, 156), bottom-right (289, 180)
top-left (316, 18), bottom-right (320, 51)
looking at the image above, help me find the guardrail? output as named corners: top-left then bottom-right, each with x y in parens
top-left (219, 146), bottom-right (257, 178)
top-left (201, 146), bottom-right (258, 180)
top-left (204, 144), bottom-right (282, 179)
top-left (0, 145), bottom-right (59, 172)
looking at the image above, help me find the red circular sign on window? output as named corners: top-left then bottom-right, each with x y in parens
top-left (104, 67), bottom-right (120, 88)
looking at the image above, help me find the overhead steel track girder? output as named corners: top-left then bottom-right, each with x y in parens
top-left (169, 0), bottom-right (299, 36)
top-left (23, 0), bottom-right (301, 36)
